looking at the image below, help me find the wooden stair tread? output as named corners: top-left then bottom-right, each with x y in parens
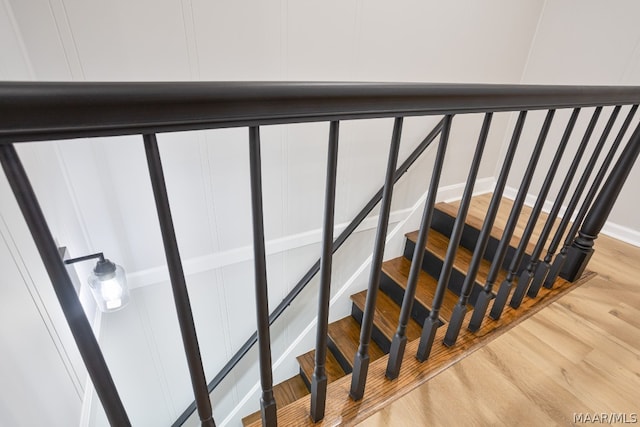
top-left (351, 290), bottom-right (422, 342)
top-left (440, 194), bottom-right (563, 255)
top-left (296, 348), bottom-right (346, 386)
top-left (328, 316), bottom-right (385, 365)
top-left (381, 257), bottom-right (463, 321)
top-left (241, 375), bottom-right (309, 426)
top-left (435, 200), bottom-right (536, 254)
top-left (405, 228), bottom-right (508, 286)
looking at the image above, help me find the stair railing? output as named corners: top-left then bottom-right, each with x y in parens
top-left (173, 117), bottom-right (445, 426)
top-left (1, 82), bottom-right (640, 427)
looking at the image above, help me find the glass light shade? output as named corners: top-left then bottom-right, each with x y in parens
top-left (88, 262), bottom-right (130, 312)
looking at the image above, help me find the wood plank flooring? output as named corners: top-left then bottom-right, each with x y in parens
top-left (359, 233), bottom-right (640, 427)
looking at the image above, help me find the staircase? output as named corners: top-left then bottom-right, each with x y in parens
top-left (242, 193), bottom-right (593, 426)
top-left (4, 82), bottom-right (634, 427)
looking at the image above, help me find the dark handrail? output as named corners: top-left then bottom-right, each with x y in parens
top-left (3, 82), bottom-right (640, 143)
top-left (171, 118), bottom-right (444, 426)
top-left (4, 81), bottom-right (640, 426)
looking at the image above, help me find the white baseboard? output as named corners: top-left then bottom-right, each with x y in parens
top-left (438, 177), bottom-right (495, 203)
top-left (126, 207), bottom-right (413, 289)
top-left (127, 178), bottom-right (495, 289)
top-left (600, 221), bottom-right (640, 247)
top-left (503, 186), bottom-right (640, 247)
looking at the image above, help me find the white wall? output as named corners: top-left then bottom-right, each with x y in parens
top-left (2, 0), bottom-right (597, 426)
top-left (0, 2), bottom-right (99, 425)
top-left (504, 0), bottom-right (640, 245)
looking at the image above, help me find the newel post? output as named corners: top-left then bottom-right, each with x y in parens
top-left (562, 121), bottom-right (640, 281)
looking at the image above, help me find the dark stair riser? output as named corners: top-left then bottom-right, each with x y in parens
top-left (326, 338), bottom-right (353, 376)
top-left (431, 208), bottom-right (533, 272)
top-left (402, 240), bottom-right (484, 306)
top-left (378, 271), bottom-right (444, 328)
top-left (349, 303), bottom-right (393, 354)
top-left (298, 367), bottom-right (312, 390)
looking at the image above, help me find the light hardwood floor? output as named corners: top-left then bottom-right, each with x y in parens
top-left (358, 234), bottom-right (640, 426)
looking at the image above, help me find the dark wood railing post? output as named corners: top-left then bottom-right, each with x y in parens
top-left (248, 127), bottom-right (277, 427)
top-left (524, 108), bottom-right (602, 296)
top-left (310, 121), bottom-right (339, 422)
top-left (144, 134), bottom-right (216, 427)
top-left (350, 117), bottom-right (403, 401)
top-left (544, 106), bottom-right (623, 286)
top-left (562, 121), bottom-right (640, 281)
top-left (0, 144), bottom-right (132, 427)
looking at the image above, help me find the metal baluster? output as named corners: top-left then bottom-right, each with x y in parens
top-left (174, 120), bottom-right (444, 427)
top-left (557, 105), bottom-right (637, 280)
top-left (414, 115), bottom-right (455, 362)
top-left (143, 134), bottom-right (215, 427)
top-left (470, 110), bottom-right (554, 328)
top-left (310, 121), bottom-right (339, 422)
top-left (350, 117), bottom-right (404, 401)
top-left (508, 109), bottom-right (580, 306)
top-left (247, 127), bottom-right (277, 427)
top-left (0, 144), bottom-right (132, 427)
top-left (562, 120), bottom-right (640, 280)
top-left (386, 115), bottom-right (452, 379)
top-left (441, 113), bottom-right (493, 347)
top-left (525, 108), bottom-right (603, 296)
top-left (539, 105), bottom-right (636, 292)
top-left (489, 110), bottom-right (555, 320)
top-left (468, 111), bottom-right (528, 332)
top-left (543, 106), bottom-right (622, 287)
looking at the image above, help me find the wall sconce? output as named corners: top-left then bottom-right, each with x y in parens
top-left (65, 253), bottom-right (130, 313)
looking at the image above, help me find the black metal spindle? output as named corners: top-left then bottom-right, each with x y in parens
top-left (543, 106), bottom-right (622, 287)
top-left (350, 117), bottom-right (404, 401)
top-left (557, 105), bottom-right (638, 281)
top-left (441, 113), bottom-right (492, 347)
top-left (562, 120), bottom-right (640, 280)
top-left (386, 116), bottom-right (452, 379)
top-left (564, 106), bottom-right (637, 242)
top-left (485, 110), bottom-right (555, 321)
top-left (143, 134), bottom-right (215, 427)
top-left (539, 105), bottom-right (636, 292)
top-left (247, 127), bottom-right (277, 427)
top-left (468, 111), bottom-right (528, 332)
top-left (414, 115), bottom-right (455, 362)
top-left (173, 120), bottom-right (444, 427)
top-left (0, 144), bottom-right (131, 427)
top-left (525, 108), bottom-right (603, 296)
top-left (508, 109), bottom-right (580, 306)
top-left (491, 110), bottom-right (557, 316)
top-left (310, 121), bottom-right (339, 422)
